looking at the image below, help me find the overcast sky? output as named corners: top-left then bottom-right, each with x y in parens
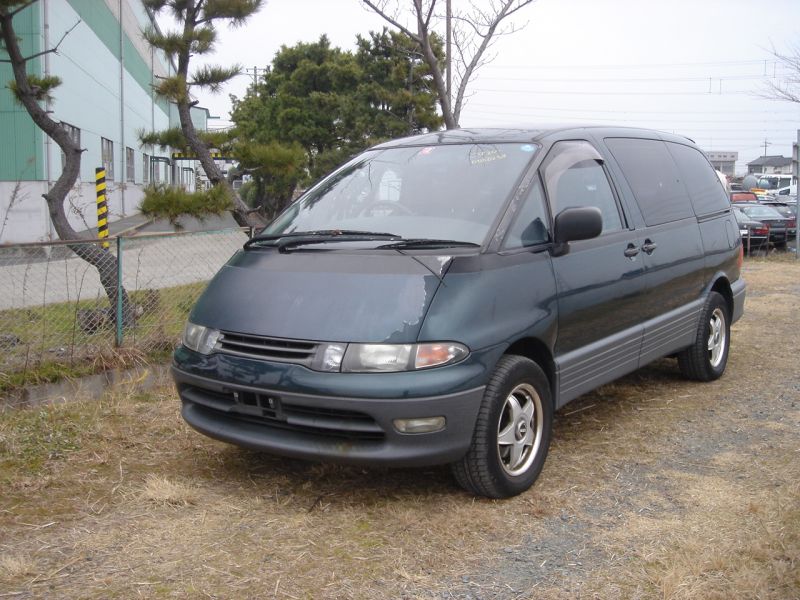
top-left (178, 0), bottom-right (800, 174)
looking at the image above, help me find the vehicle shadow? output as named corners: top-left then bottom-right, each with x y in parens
top-left (189, 358), bottom-right (690, 504)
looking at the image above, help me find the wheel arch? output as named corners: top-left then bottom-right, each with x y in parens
top-left (504, 337), bottom-right (556, 405)
top-left (709, 275), bottom-right (733, 318)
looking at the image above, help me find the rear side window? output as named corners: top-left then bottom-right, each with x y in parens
top-left (541, 140), bottom-right (623, 233)
top-left (605, 138), bottom-right (694, 226)
top-left (666, 142), bottom-right (730, 215)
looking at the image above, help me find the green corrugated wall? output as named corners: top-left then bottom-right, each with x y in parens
top-left (0, 3), bottom-right (44, 181)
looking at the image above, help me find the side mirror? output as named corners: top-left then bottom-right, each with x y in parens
top-left (551, 207), bottom-right (602, 256)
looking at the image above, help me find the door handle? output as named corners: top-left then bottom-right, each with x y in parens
top-left (624, 244), bottom-right (640, 258)
top-left (642, 239), bottom-right (657, 254)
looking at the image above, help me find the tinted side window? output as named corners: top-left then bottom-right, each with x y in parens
top-left (503, 178), bottom-right (550, 248)
top-left (666, 142), bottom-right (730, 215)
top-left (605, 138), bottom-right (694, 226)
top-left (541, 140), bottom-right (622, 233)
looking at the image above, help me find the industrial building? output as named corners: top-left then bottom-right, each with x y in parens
top-left (0, 0), bottom-right (206, 244)
top-left (704, 151), bottom-right (738, 177)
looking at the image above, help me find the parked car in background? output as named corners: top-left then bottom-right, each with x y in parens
top-left (757, 175), bottom-right (793, 191)
top-left (733, 207), bottom-right (769, 254)
top-left (732, 203), bottom-right (791, 248)
top-left (760, 202), bottom-right (797, 237)
top-left (769, 184), bottom-right (797, 199)
top-left (730, 191), bottom-right (759, 203)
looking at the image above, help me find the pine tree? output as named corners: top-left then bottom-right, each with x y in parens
top-left (141, 0), bottom-right (266, 228)
top-left (230, 31), bottom-right (443, 192)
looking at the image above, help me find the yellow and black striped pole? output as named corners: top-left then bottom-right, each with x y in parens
top-left (95, 167), bottom-right (109, 249)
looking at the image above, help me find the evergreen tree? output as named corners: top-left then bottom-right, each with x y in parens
top-left (230, 30), bottom-right (442, 190)
top-left (140, 0), bottom-right (266, 227)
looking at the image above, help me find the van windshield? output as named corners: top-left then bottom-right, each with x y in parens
top-left (263, 143), bottom-right (538, 245)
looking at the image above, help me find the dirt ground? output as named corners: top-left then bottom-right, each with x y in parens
top-left (1, 257), bottom-right (798, 599)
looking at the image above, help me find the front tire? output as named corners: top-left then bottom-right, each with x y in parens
top-left (678, 291), bottom-right (730, 381)
top-left (452, 355), bottom-right (553, 499)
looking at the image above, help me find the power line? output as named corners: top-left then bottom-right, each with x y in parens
top-left (464, 110), bottom-right (800, 126)
top-left (472, 88), bottom-right (753, 96)
top-left (466, 103), bottom-right (800, 115)
top-left (474, 73), bottom-right (791, 84)
top-left (484, 59), bottom-right (780, 70)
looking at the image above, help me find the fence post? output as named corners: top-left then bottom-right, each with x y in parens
top-left (95, 168), bottom-right (109, 250)
top-left (116, 236), bottom-right (124, 347)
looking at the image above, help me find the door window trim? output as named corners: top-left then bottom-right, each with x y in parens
top-left (539, 139), bottom-right (629, 235)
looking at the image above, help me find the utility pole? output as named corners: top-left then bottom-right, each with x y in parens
top-left (763, 138), bottom-right (770, 159)
top-left (446, 0), bottom-right (451, 110)
top-left (407, 54), bottom-right (414, 134)
top-left (244, 66), bottom-right (267, 91)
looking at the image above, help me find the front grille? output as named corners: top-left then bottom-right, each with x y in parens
top-left (181, 385), bottom-right (385, 441)
top-left (217, 331), bottom-right (319, 365)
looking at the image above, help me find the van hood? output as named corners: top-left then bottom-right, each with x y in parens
top-left (190, 249), bottom-right (453, 344)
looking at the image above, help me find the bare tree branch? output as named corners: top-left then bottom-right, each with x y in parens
top-left (361, 0), bottom-right (421, 43)
top-left (762, 45), bottom-right (800, 105)
top-left (20, 18), bottom-right (80, 62)
top-left (362, 0), bottom-right (536, 128)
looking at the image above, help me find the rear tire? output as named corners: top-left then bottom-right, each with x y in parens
top-left (452, 355), bottom-right (553, 499)
top-left (678, 291), bottom-right (730, 381)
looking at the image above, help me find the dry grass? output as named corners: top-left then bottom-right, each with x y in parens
top-left (0, 553), bottom-right (35, 581)
top-left (138, 474), bottom-right (198, 507)
top-left (0, 258), bottom-right (798, 599)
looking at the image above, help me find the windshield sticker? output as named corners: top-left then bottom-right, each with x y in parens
top-left (519, 144), bottom-right (535, 152)
top-left (418, 146), bottom-right (436, 156)
top-left (469, 147), bottom-right (507, 165)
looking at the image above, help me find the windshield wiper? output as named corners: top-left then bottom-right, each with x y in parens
top-left (244, 230), bottom-right (400, 250)
top-left (377, 239), bottom-right (481, 250)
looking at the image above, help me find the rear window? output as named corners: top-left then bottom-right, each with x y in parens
top-left (604, 138), bottom-right (694, 226)
top-left (665, 142), bottom-right (730, 215)
top-left (739, 205), bottom-right (783, 219)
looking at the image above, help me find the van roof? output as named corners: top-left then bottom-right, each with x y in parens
top-left (371, 126), bottom-right (696, 149)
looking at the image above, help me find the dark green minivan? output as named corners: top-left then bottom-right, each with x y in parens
top-left (172, 126), bottom-right (745, 498)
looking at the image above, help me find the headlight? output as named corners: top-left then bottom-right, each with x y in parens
top-left (182, 322), bottom-right (221, 355)
top-left (331, 342), bottom-right (468, 373)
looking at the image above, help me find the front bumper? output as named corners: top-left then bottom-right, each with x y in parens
top-left (173, 364), bottom-right (487, 468)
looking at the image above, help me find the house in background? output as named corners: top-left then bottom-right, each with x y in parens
top-left (746, 155), bottom-right (793, 176)
top-left (0, 0), bottom-right (208, 244)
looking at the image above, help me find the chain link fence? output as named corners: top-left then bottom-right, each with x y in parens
top-left (0, 228), bottom-right (248, 387)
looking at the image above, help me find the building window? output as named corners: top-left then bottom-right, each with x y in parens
top-left (101, 137), bottom-right (114, 181)
top-left (59, 122), bottom-right (80, 171)
top-left (153, 159), bottom-right (160, 183)
top-left (143, 153), bottom-right (149, 184)
top-left (126, 147), bottom-right (135, 183)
